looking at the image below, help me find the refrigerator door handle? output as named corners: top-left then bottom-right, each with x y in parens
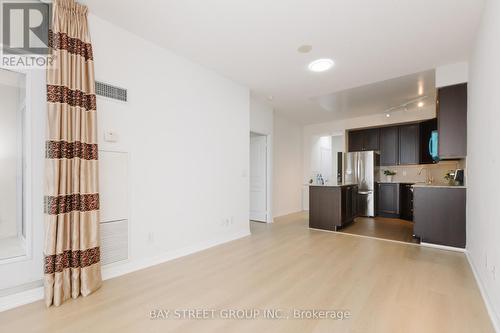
top-left (358, 190), bottom-right (373, 195)
top-left (357, 154), bottom-right (361, 182)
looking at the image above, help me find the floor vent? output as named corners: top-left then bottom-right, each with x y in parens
top-left (95, 81), bottom-right (127, 102)
top-left (100, 220), bottom-right (128, 265)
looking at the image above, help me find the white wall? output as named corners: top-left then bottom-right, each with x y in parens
top-left (0, 80), bottom-right (20, 239)
top-left (92, 14), bottom-right (250, 266)
top-left (310, 136), bottom-right (332, 182)
top-left (0, 13), bottom-right (251, 293)
top-left (273, 113), bottom-right (303, 218)
top-left (250, 97), bottom-right (273, 222)
top-left (436, 62), bottom-right (469, 88)
top-left (467, 0), bottom-right (500, 329)
top-left (250, 97), bottom-right (273, 135)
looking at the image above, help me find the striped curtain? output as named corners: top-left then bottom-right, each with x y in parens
top-left (44, 0), bottom-right (101, 307)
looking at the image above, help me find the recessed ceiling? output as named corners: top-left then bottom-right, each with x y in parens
top-left (313, 70), bottom-right (436, 120)
top-left (81, 0), bottom-right (484, 124)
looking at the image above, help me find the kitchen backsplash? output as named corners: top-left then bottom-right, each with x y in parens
top-left (378, 160), bottom-right (465, 185)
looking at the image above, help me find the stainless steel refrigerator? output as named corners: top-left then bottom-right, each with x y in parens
top-left (344, 151), bottom-right (379, 217)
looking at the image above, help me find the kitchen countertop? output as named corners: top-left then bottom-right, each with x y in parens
top-left (308, 183), bottom-right (466, 188)
top-left (412, 184), bottom-right (467, 189)
top-left (308, 183), bottom-right (357, 187)
top-left (377, 181), bottom-right (415, 184)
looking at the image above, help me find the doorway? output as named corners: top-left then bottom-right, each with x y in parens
top-left (250, 132), bottom-right (269, 222)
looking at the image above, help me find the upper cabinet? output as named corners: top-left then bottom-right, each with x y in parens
top-left (348, 128), bottom-right (380, 152)
top-left (398, 124), bottom-right (420, 165)
top-left (363, 128), bottom-right (380, 151)
top-left (348, 130), bottom-right (364, 152)
top-left (350, 121), bottom-right (434, 166)
top-left (379, 126), bottom-right (399, 166)
top-left (437, 83), bottom-right (467, 159)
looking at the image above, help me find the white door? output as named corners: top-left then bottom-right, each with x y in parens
top-left (250, 135), bottom-right (267, 222)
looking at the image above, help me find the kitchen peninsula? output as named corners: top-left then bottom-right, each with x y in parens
top-left (309, 184), bottom-right (358, 231)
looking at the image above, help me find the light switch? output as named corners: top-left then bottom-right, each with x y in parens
top-left (104, 130), bottom-right (118, 142)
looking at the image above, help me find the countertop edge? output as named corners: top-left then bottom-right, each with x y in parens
top-left (307, 184), bottom-right (358, 188)
top-left (412, 184), bottom-right (467, 189)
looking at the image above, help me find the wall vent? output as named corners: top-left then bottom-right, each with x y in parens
top-left (100, 220), bottom-right (128, 265)
top-left (95, 81), bottom-right (127, 102)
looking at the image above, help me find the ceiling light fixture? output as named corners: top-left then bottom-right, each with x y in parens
top-left (383, 96), bottom-right (428, 116)
top-left (308, 59), bottom-right (334, 72)
top-left (418, 82), bottom-right (424, 96)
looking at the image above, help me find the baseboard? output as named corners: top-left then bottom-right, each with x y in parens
top-left (0, 286), bottom-right (44, 313)
top-left (0, 229), bottom-right (250, 313)
top-left (273, 210), bottom-right (305, 220)
top-left (420, 242), bottom-right (466, 253)
top-left (466, 251), bottom-right (500, 332)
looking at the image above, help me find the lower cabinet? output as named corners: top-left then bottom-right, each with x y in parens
top-left (342, 185), bottom-right (358, 226)
top-left (309, 185), bottom-right (358, 231)
top-left (413, 187), bottom-right (466, 248)
top-left (376, 183), bottom-right (399, 218)
top-left (399, 183), bottom-right (414, 221)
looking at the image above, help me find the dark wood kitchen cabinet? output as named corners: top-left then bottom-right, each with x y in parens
top-left (379, 126), bottom-right (399, 166)
top-left (363, 128), bottom-right (380, 151)
top-left (398, 124), bottom-right (420, 165)
top-left (309, 185), bottom-right (358, 231)
top-left (348, 130), bottom-right (364, 152)
top-left (348, 128), bottom-right (380, 152)
top-left (341, 185), bottom-right (358, 225)
top-left (437, 83), bottom-right (467, 159)
top-left (399, 183), bottom-right (414, 221)
top-left (377, 183), bottom-right (399, 218)
top-left (413, 186), bottom-right (466, 248)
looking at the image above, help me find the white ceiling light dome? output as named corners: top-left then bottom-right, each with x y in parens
top-left (308, 58), bottom-right (334, 72)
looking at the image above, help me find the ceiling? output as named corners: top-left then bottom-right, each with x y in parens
top-left (82, 0), bottom-right (484, 124)
top-left (314, 70), bottom-right (436, 120)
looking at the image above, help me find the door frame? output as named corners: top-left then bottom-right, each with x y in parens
top-left (250, 131), bottom-right (273, 223)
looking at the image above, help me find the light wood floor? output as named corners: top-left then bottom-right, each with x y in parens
top-left (341, 217), bottom-right (416, 243)
top-left (0, 212), bottom-right (494, 333)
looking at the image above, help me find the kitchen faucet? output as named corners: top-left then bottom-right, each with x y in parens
top-left (417, 167), bottom-right (433, 184)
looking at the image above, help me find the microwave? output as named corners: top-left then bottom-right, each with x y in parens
top-left (429, 130), bottom-right (439, 162)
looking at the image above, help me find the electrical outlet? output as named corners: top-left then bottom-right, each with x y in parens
top-left (492, 266), bottom-right (496, 281)
top-left (220, 217), bottom-right (233, 227)
top-left (148, 232), bottom-right (154, 243)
